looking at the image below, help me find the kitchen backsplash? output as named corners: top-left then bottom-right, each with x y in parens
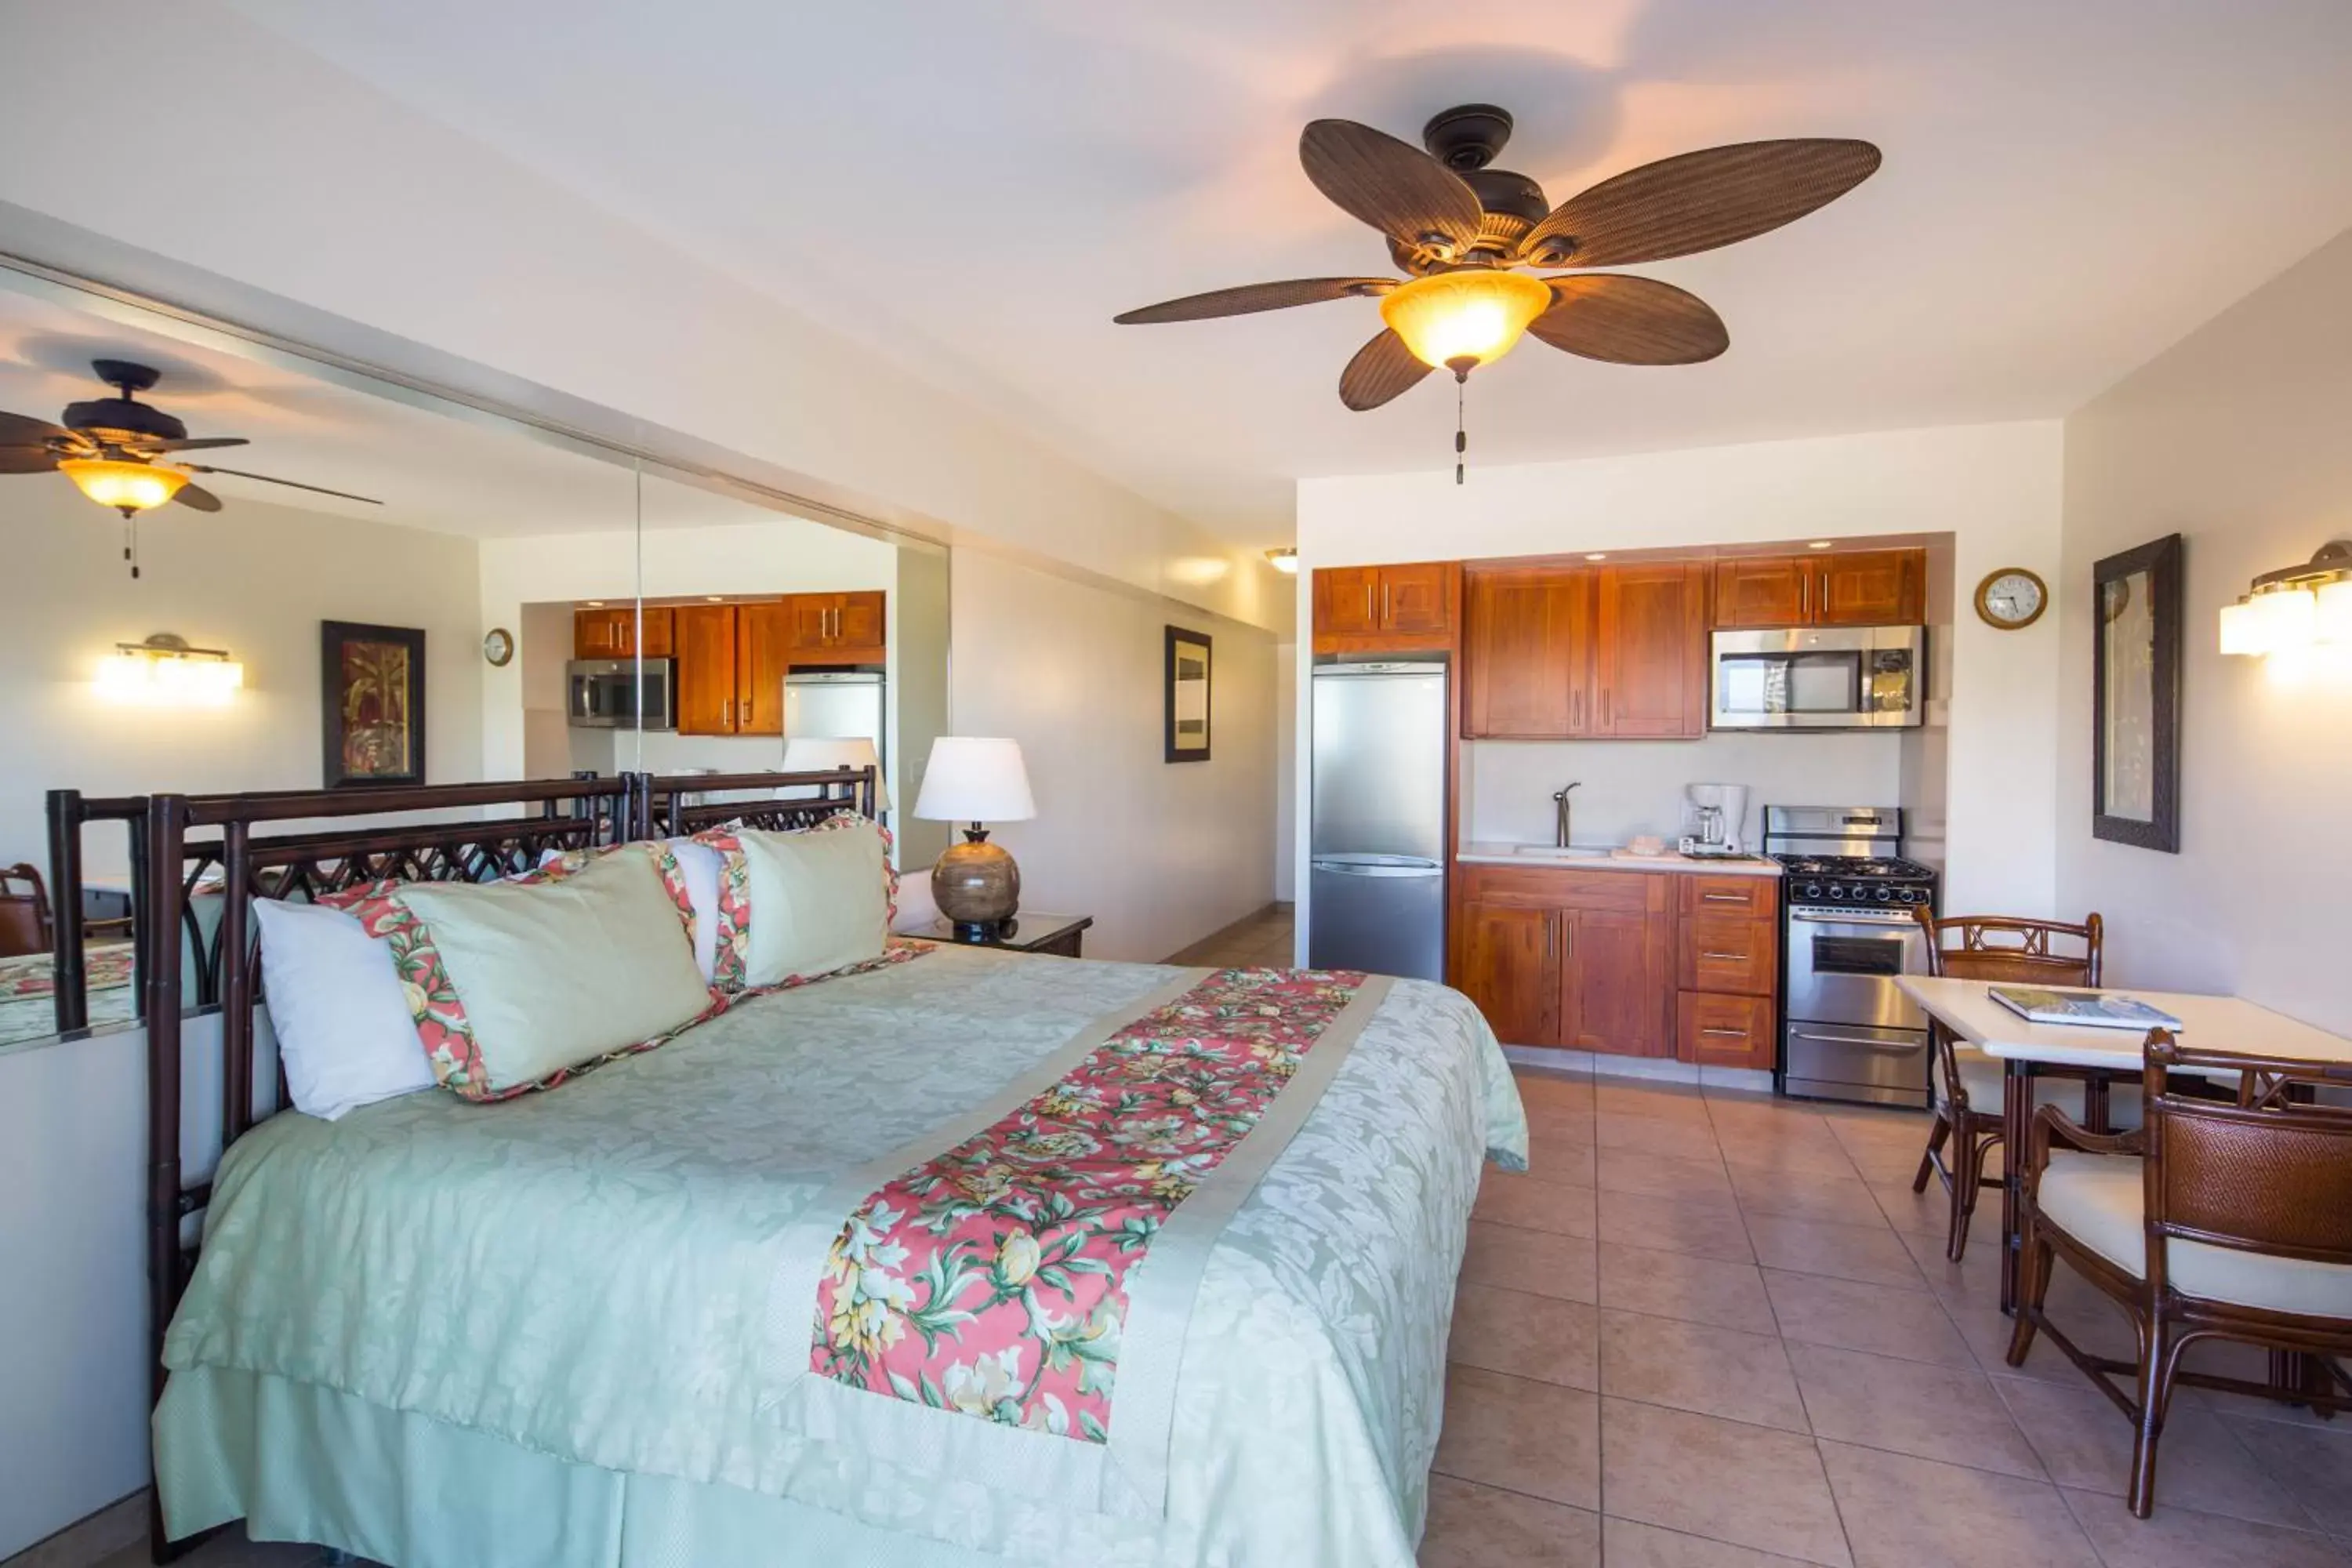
top-left (1464, 731), bottom-right (1906, 850)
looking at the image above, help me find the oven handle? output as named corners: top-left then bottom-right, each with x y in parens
top-left (1789, 1029), bottom-right (1925, 1054)
top-left (1789, 909), bottom-right (1920, 928)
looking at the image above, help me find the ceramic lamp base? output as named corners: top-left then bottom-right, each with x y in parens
top-left (933, 829), bottom-right (1019, 932)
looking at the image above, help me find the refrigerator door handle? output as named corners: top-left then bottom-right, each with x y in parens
top-left (1308, 858), bottom-right (1443, 878)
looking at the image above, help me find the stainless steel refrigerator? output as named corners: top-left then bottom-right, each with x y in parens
top-left (1308, 661), bottom-right (1447, 981)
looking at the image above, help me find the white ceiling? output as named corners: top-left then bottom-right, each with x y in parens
top-left (216, 0), bottom-right (2352, 546)
top-left (0, 286), bottom-right (784, 537)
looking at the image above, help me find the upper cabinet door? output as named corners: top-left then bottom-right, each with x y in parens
top-left (1811, 549), bottom-right (1923, 625)
top-left (784, 594), bottom-right (835, 652)
top-left (735, 602), bottom-right (793, 735)
top-left (637, 608), bottom-right (675, 659)
top-left (574, 607), bottom-right (633, 659)
top-left (1464, 569), bottom-right (1592, 739)
top-left (1379, 562), bottom-right (1452, 635)
top-left (1594, 562), bottom-right (1708, 738)
top-left (1313, 568), bottom-right (1381, 637)
top-left (672, 604), bottom-right (739, 735)
top-left (832, 591), bottom-right (887, 655)
top-left (1712, 557), bottom-right (1811, 628)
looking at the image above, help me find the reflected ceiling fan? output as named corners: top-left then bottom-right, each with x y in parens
top-left (0, 359), bottom-right (383, 576)
top-left (1115, 107), bottom-right (1879, 479)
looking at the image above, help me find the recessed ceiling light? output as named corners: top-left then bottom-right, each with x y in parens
top-left (1264, 547), bottom-right (1299, 575)
top-left (706, 595), bottom-right (724, 602)
top-left (585, 600), bottom-right (605, 608)
top-left (1585, 553), bottom-right (1608, 561)
top-left (1808, 540), bottom-right (1835, 550)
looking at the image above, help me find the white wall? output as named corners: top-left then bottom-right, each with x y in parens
top-left (0, 483), bottom-right (485, 877)
top-left (949, 550), bottom-right (1277, 964)
top-left (2058, 227), bottom-right (2352, 1033)
top-left (1273, 642), bottom-right (1298, 902)
top-left (1295, 420), bottom-right (2067, 922)
top-left (1464, 733), bottom-right (1904, 851)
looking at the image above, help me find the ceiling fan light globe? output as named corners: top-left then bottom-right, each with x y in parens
top-left (58, 457), bottom-right (188, 514)
top-left (1378, 270), bottom-right (1552, 372)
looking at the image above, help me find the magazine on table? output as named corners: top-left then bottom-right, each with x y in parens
top-left (1987, 985), bottom-right (2183, 1032)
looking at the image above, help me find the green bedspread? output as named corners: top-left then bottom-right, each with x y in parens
top-left (158, 945), bottom-right (1525, 1567)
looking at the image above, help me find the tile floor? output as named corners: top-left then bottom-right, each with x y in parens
top-left (1421, 1064), bottom-right (2352, 1567)
top-left (1163, 901), bottom-right (1297, 967)
top-left (42, 1050), bottom-right (2352, 1568)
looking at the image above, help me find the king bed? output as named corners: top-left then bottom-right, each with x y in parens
top-left (116, 773), bottom-right (1523, 1568)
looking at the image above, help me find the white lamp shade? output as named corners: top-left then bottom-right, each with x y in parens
top-left (782, 736), bottom-right (891, 807)
top-left (914, 736), bottom-right (1036, 823)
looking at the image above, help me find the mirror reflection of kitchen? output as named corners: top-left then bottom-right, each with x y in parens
top-left (0, 273), bottom-right (949, 1053)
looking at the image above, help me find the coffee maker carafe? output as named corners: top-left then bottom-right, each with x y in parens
top-left (1679, 782), bottom-right (1751, 856)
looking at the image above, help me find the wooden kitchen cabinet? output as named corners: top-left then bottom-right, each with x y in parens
top-left (735, 601), bottom-right (793, 736)
top-left (784, 591), bottom-right (887, 662)
top-left (1450, 864), bottom-right (1672, 1056)
top-left (1712, 548), bottom-right (1925, 629)
top-left (572, 606), bottom-right (677, 660)
top-left (1311, 561), bottom-right (1459, 654)
top-left (1678, 993), bottom-right (1777, 1070)
top-left (1671, 873), bottom-right (1780, 1070)
top-left (1456, 902), bottom-right (1560, 1048)
top-left (1463, 568), bottom-right (1593, 737)
top-left (1564, 906), bottom-right (1671, 1055)
top-left (1594, 561), bottom-right (1709, 738)
top-left (672, 604), bottom-right (739, 735)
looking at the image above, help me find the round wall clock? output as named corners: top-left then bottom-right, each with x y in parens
top-left (482, 627), bottom-right (515, 666)
top-left (1973, 568), bottom-right (2048, 630)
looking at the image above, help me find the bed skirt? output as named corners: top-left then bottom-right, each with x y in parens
top-left (158, 1365), bottom-right (1002, 1568)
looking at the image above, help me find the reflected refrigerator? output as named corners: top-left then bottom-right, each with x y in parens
top-left (1308, 661), bottom-right (1447, 981)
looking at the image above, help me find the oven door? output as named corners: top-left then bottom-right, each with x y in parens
top-left (1782, 1021), bottom-right (1932, 1108)
top-left (1784, 906), bottom-right (1926, 1031)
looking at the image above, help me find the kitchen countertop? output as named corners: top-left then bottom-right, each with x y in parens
top-left (1456, 842), bottom-right (1783, 877)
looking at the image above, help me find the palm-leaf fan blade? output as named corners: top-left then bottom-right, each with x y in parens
top-left (1528, 275), bottom-right (1729, 365)
top-left (1338, 328), bottom-right (1432, 411)
top-left (1115, 278), bottom-right (1393, 324)
top-left (1522, 139), bottom-right (1881, 268)
top-left (1299, 118), bottom-right (1486, 253)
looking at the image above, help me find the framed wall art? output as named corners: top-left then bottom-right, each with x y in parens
top-left (321, 620), bottom-right (426, 789)
top-left (1164, 625), bottom-right (1212, 764)
top-left (2091, 533), bottom-right (2181, 851)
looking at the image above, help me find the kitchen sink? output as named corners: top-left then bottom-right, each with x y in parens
top-left (1511, 845), bottom-right (1614, 859)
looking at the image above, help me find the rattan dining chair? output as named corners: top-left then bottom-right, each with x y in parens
top-left (1909, 909), bottom-right (2103, 1261)
top-left (2006, 1031), bottom-right (2352, 1515)
top-left (0, 862), bottom-right (53, 958)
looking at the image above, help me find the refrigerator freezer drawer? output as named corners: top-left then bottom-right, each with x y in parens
top-left (1307, 856), bottom-right (1444, 982)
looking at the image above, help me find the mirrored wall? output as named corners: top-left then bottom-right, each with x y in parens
top-left (0, 267), bottom-right (949, 1052)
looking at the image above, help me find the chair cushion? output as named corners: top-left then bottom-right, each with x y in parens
top-left (2037, 1151), bottom-right (2352, 1318)
top-left (1952, 1051), bottom-right (2094, 1113)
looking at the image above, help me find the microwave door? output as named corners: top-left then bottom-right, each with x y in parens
top-left (1785, 652), bottom-right (1863, 713)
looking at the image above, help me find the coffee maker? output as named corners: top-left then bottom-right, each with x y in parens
top-left (1679, 782), bottom-right (1751, 857)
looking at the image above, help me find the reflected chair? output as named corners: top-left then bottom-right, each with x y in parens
top-left (2008, 1032), bottom-right (2352, 1515)
top-left (0, 862), bottom-right (53, 958)
top-left (1910, 909), bottom-right (2103, 1261)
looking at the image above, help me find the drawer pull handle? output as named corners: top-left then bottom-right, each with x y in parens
top-left (1700, 1027), bottom-right (1749, 1038)
top-left (1700, 951), bottom-right (1750, 961)
top-left (1700, 892), bottom-right (1747, 903)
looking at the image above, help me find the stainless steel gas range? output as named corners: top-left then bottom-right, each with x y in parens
top-left (1763, 805), bottom-right (1937, 1109)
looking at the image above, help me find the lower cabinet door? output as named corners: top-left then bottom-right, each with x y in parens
top-left (1565, 909), bottom-right (1669, 1055)
top-left (1677, 992), bottom-right (1777, 1070)
top-left (1455, 901), bottom-right (1560, 1047)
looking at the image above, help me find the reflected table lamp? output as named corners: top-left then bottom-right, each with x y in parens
top-left (913, 736), bottom-right (1035, 938)
top-left (781, 736), bottom-right (891, 816)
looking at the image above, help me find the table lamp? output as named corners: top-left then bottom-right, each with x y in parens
top-left (781, 736), bottom-right (891, 811)
top-left (913, 736), bottom-right (1035, 937)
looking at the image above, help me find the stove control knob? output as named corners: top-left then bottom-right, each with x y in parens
top-left (1827, 884), bottom-right (1845, 899)
top-left (1897, 887), bottom-right (1922, 905)
top-left (1802, 882), bottom-right (1824, 902)
top-left (1872, 885), bottom-right (1892, 903)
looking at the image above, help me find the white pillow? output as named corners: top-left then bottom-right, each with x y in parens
top-left (891, 855), bottom-right (941, 934)
top-left (397, 848), bottom-right (713, 1096)
top-left (253, 898), bottom-right (436, 1121)
top-left (737, 824), bottom-right (889, 985)
top-left (663, 836), bottom-right (724, 982)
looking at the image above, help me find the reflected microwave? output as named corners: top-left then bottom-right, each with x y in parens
top-left (1709, 626), bottom-right (1925, 730)
top-left (567, 659), bottom-right (677, 731)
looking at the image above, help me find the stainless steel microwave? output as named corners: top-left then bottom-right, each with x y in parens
top-left (567, 659), bottom-right (677, 731)
top-left (1710, 626), bottom-right (1926, 730)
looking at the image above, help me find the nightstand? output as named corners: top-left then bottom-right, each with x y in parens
top-left (909, 913), bottom-right (1092, 958)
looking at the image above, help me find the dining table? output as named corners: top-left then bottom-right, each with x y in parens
top-left (1895, 975), bottom-right (2352, 1313)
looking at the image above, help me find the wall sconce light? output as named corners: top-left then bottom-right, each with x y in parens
top-left (1265, 547), bottom-right (1299, 575)
top-left (96, 633), bottom-right (244, 706)
top-left (2219, 541), bottom-right (2352, 657)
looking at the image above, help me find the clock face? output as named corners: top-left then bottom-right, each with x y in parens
top-left (482, 628), bottom-right (514, 666)
top-left (1976, 569), bottom-right (2047, 630)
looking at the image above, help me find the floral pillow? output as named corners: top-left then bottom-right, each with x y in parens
top-left (322, 841), bottom-right (717, 1102)
top-left (691, 811), bottom-right (902, 993)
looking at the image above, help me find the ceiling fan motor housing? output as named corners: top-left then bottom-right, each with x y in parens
top-left (64, 360), bottom-right (185, 445)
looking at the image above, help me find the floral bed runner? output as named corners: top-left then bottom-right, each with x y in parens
top-left (1, 941), bottom-right (133, 998)
top-left (772, 964), bottom-right (1393, 1519)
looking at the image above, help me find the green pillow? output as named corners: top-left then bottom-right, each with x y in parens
top-left (737, 824), bottom-right (888, 987)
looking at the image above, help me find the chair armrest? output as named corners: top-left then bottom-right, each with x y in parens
top-left (2022, 1105), bottom-right (2143, 1195)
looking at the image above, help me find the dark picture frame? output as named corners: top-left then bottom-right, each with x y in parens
top-left (321, 620), bottom-right (427, 789)
top-left (1164, 625), bottom-right (1212, 764)
top-left (2091, 533), bottom-right (2181, 852)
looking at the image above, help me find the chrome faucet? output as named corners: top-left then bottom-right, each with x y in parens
top-left (1552, 782), bottom-right (1581, 848)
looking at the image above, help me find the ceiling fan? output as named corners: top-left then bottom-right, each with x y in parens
top-left (1115, 106), bottom-right (1879, 477)
top-left (0, 359), bottom-right (383, 576)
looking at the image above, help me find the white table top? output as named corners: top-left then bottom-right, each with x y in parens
top-left (1897, 975), bottom-right (2352, 1070)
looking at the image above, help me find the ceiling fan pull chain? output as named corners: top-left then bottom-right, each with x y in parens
top-left (1454, 376), bottom-right (1467, 486)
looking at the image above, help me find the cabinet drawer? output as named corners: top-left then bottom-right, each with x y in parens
top-left (1679, 914), bottom-right (1776, 996)
top-left (1678, 875), bottom-right (1778, 918)
top-left (1456, 862), bottom-right (1659, 913)
top-left (1677, 993), bottom-right (1776, 1070)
